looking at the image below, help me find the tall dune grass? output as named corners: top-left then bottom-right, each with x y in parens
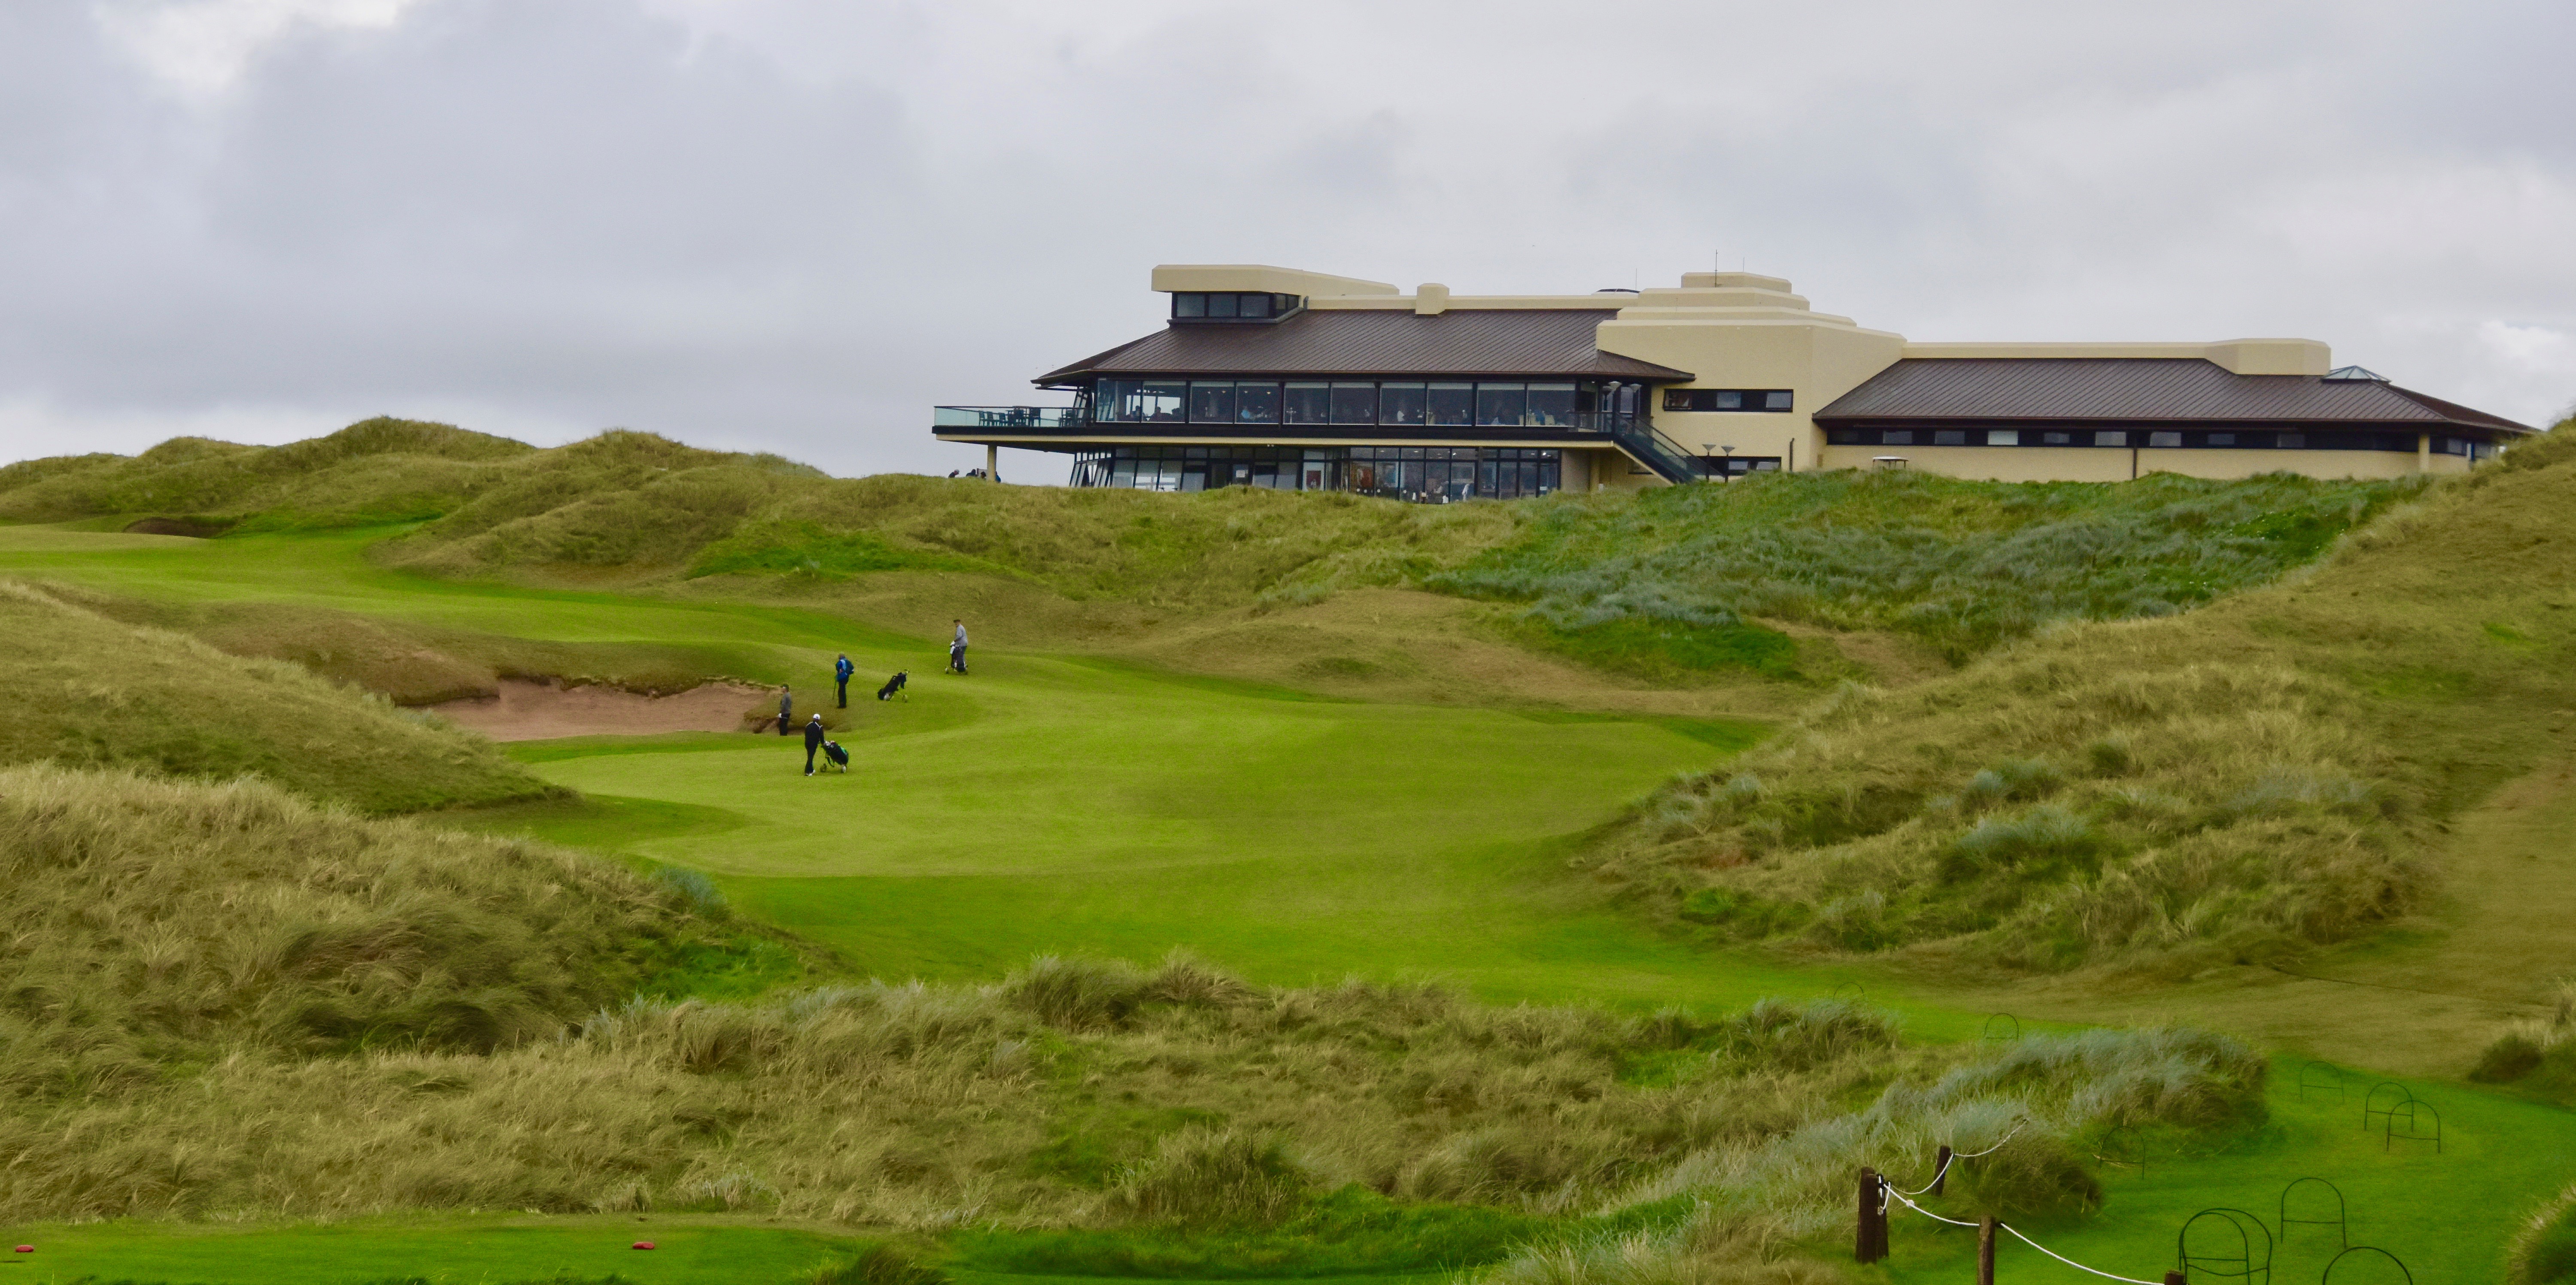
top-left (1589, 421), bottom-right (2576, 972)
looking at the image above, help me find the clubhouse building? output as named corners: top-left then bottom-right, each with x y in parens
top-left (932, 266), bottom-right (2535, 498)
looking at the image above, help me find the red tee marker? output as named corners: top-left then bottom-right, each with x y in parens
top-left (12, 1245), bottom-right (31, 1253)
top-left (632, 1241), bottom-right (656, 1250)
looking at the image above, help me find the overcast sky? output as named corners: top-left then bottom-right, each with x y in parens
top-left (4, 0), bottom-right (2572, 481)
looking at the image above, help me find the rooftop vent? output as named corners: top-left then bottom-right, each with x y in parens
top-left (2322, 365), bottom-right (2390, 383)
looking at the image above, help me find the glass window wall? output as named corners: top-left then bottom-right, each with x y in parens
top-left (1379, 383), bottom-right (1428, 426)
top-left (1187, 382), bottom-right (1235, 424)
top-left (1527, 383), bottom-right (1577, 427)
top-left (1476, 383), bottom-right (1526, 426)
top-left (1236, 382), bottom-right (1280, 424)
top-left (1330, 382), bottom-right (1378, 424)
top-left (1427, 383), bottom-right (1475, 425)
top-left (1072, 446), bottom-right (1558, 501)
top-left (1284, 382), bottom-right (1331, 424)
top-left (1096, 379), bottom-right (1143, 422)
top-left (1140, 381), bottom-right (1186, 422)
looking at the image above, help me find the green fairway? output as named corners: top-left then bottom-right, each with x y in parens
top-left (1881, 1058), bottom-right (2567, 1285)
top-left (0, 1215), bottom-right (865, 1284)
top-left (11, 516), bottom-right (2576, 1285)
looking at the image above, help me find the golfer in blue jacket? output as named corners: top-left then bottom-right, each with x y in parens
top-left (835, 653), bottom-right (854, 708)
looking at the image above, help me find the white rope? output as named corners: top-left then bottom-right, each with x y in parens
top-left (1883, 1177), bottom-right (2165, 1285)
top-left (1884, 1186), bottom-right (1981, 1228)
top-left (1889, 1120), bottom-right (2026, 1196)
top-left (1999, 1221), bottom-right (2164, 1285)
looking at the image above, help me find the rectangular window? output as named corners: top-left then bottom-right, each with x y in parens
top-left (1171, 294), bottom-right (1206, 318)
top-left (1987, 430), bottom-right (2020, 446)
top-left (1765, 391), bottom-right (1793, 410)
top-left (1380, 382), bottom-right (1428, 426)
top-left (1933, 430), bottom-right (1967, 446)
top-left (1187, 382), bottom-right (1235, 424)
top-left (1141, 380), bottom-right (1186, 422)
top-left (1237, 293), bottom-right (1270, 319)
top-left (1883, 430), bottom-right (1914, 446)
top-left (1427, 383), bottom-right (1475, 425)
top-left (2208, 433), bottom-right (2236, 447)
top-left (2043, 431), bottom-right (2071, 445)
top-left (1713, 390), bottom-right (1744, 410)
top-left (1284, 382), bottom-right (1331, 425)
top-left (1476, 383), bottom-right (1527, 426)
top-left (1205, 293), bottom-right (1239, 318)
top-left (1235, 382), bottom-right (1280, 423)
top-left (2148, 430), bottom-right (2183, 448)
top-left (1329, 382), bottom-right (1378, 424)
top-left (1096, 379), bottom-right (1143, 422)
top-left (2094, 430), bottom-right (2128, 447)
top-left (1526, 383), bottom-right (1577, 427)
top-left (1661, 388), bottom-right (1792, 412)
top-left (2278, 433), bottom-right (2305, 449)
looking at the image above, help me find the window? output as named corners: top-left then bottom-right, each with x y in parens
top-left (1662, 388), bottom-right (1795, 412)
top-left (1206, 293), bottom-right (1238, 318)
top-left (2208, 433), bottom-right (2236, 446)
top-left (2043, 431), bottom-right (2071, 445)
top-left (1427, 383), bottom-right (1475, 426)
top-left (1527, 383), bottom-right (1577, 427)
top-left (1239, 293), bottom-right (1270, 319)
top-left (1476, 383), bottom-right (1527, 426)
top-left (1380, 383), bottom-right (1428, 426)
top-left (1141, 381), bottom-right (1186, 422)
top-left (1330, 382), bottom-right (1378, 424)
top-left (1284, 382), bottom-right (1331, 425)
top-left (1172, 294), bottom-right (1206, 318)
top-left (1987, 430), bottom-right (2020, 446)
top-left (1187, 382), bottom-right (1234, 424)
top-left (1236, 382), bottom-right (1280, 424)
top-left (1933, 430), bottom-right (1967, 446)
top-left (1883, 430), bottom-right (1914, 446)
top-left (2277, 433), bottom-right (2305, 449)
top-left (2148, 430), bottom-right (2182, 448)
top-left (1096, 379), bottom-right (1143, 422)
top-left (2094, 430), bottom-right (2128, 447)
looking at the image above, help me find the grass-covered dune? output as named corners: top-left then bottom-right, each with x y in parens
top-left (1591, 422), bottom-right (2576, 973)
top-left (0, 578), bottom-right (551, 811)
top-left (0, 764), bottom-right (736, 1100)
top-left (0, 420), bottom-right (2424, 693)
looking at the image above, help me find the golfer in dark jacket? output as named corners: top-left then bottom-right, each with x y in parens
top-left (777, 685), bottom-right (793, 735)
top-left (803, 714), bottom-right (826, 776)
top-left (835, 653), bottom-right (854, 707)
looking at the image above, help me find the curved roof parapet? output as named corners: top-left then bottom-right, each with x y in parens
top-left (1150, 265), bottom-right (1399, 297)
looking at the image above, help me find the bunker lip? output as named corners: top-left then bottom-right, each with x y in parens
top-left (431, 678), bottom-right (772, 741)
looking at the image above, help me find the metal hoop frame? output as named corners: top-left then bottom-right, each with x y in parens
top-left (1982, 1012), bottom-right (2023, 1044)
top-left (2360, 1082), bottom-right (2411, 1132)
top-left (2382, 1099), bottom-right (2441, 1154)
top-left (2321, 1246), bottom-right (2412, 1285)
top-left (2097, 1123), bottom-right (2146, 1179)
top-left (2278, 1177), bottom-right (2348, 1250)
top-left (2297, 1062), bottom-right (2346, 1104)
top-left (2178, 1207), bottom-right (2274, 1285)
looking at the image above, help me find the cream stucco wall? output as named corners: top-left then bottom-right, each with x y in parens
top-left (1813, 446), bottom-right (2470, 482)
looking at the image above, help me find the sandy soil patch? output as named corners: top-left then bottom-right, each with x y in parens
top-left (431, 679), bottom-right (771, 741)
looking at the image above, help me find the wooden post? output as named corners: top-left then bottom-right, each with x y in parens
top-left (1856, 1168), bottom-right (1881, 1263)
top-left (1977, 1217), bottom-right (1997, 1285)
top-left (1932, 1145), bottom-right (1951, 1196)
top-left (2165, 1273), bottom-right (2187, 1285)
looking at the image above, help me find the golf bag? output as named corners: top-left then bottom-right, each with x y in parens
top-left (948, 643), bottom-right (967, 675)
top-left (877, 671), bottom-right (908, 701)
top-left (822, 740), bottom-right (849, 772)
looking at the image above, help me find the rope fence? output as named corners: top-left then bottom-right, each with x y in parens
top-left (1860, 1125), bottom-right (2183, 1285)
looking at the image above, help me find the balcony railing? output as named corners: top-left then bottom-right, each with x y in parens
top-left (934, 406), bottom-right (1666, 435)
top-left (933, 405), bottom-right (1088, 430)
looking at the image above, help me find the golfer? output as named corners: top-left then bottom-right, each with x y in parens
top-left (803, 714), bottom-right (826, 776)
top-left (949, 619), bottom-right (969, 675)
top-left (776, 684), bottom-right (793, 735)
top-left (834, 653), bottom-right (854, 708)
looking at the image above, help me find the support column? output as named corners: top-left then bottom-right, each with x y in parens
top-left (2418, 433), bottom-right (2431, 473)
top-left (986, 443), bottom-right (1000, 482)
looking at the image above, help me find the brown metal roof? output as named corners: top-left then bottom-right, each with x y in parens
top-left (1814, 358), bottom-right (2534, 434)
top-left (1035, 309), bottom-right (1693, 384)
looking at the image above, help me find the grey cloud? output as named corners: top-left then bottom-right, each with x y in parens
top-left (0, 0), bottom-right (2570, 480)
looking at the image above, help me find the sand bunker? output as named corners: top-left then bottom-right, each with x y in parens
top-left (430, 679), bottom-right (771, 741)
